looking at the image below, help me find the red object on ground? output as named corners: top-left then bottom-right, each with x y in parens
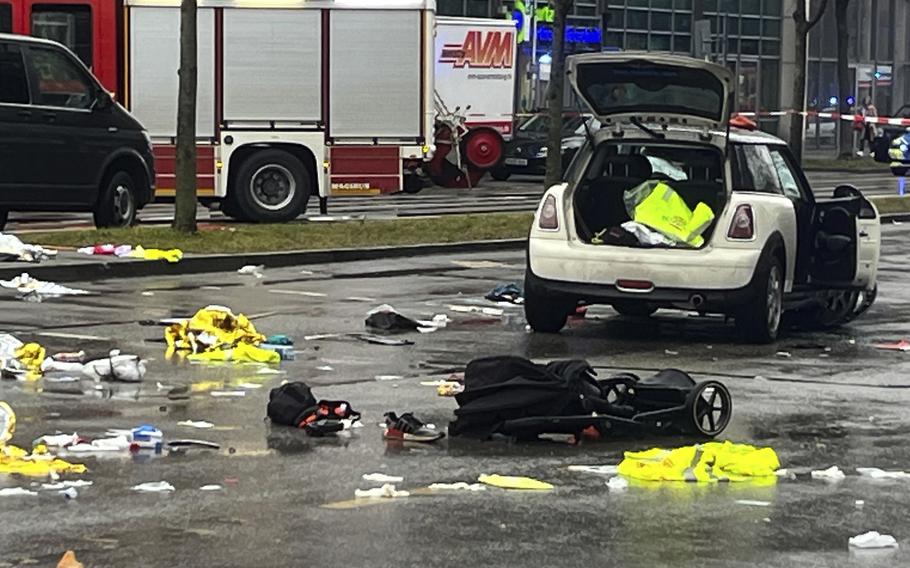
top-left (872, 340), bottom-right (910, 352)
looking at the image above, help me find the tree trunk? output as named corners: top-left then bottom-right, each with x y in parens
top-left (173, 0), bottom-right (197, 233)
top-left (544, 0), bottom-right (573, 189)
top-left (835, 0), bottom-right (852, 159)
top-left (787, 0), bottom-right (829, 164)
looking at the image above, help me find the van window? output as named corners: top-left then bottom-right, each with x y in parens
top-left (31, 5), bottom-right (92, 68)
top-left (29, 46), bottom-right (93, 109)
top-left (0, 43), bottom-right (29, 104)
top-left (0, 4), bottom-right (12, 33)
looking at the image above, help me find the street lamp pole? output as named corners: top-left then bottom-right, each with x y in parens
top-left (530, 0), bottom-right (538, 108)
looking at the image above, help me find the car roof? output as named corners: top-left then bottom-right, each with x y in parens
top-left (0, 33), bottom-right (63, 48)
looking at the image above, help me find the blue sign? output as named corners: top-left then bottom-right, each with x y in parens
top-left (536, 25), bottom-right (602, 45)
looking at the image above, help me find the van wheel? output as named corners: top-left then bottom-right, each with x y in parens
top-left (94, 171), bottom-right (138, 228)
top-left (735, 253), bottom-right (783, 344)
top-left (234, 150), bottom-right (310, 222)
top-left (612, 301), bottom-right (657, 317)
top-left (524, 274), bottom-right (572, 333)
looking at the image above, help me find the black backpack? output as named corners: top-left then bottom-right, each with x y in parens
top-left (267, 382), bottom-right (318, 427)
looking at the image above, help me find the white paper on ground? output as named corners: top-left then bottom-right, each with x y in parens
top-left (856, 467), bottom-right (910, 480)
top-left (362, 473), bottom-right (404, 483)
top-left (42, 480), bottom-right (93, 489)
top-left (178, 420), bottom-right (215, 429)
top-left (237, 265), bottom-right (265, 279)
top-left (606, 477), bottom-right (629, 491)
top-left (354, 483), bottom-right (409, 499)
top-left (210, 390), bottom-right (246, 398)
top-left (428, 482), bottom-right (486, 491)
top-left (132, 481), bottom-right (176, 493)
top-left (200, 485), bottom-right (223, 491)
top-left (735, 500), bottom-right (771, 507)
top-left (848, 531), bottom-right (899, 549)
top-left (0, 273), bottom-right (89, 300)
top-left (35, 432), bottom-right (80, 448)
top-left (448, 305), bottom-right (504, 316)
top-left (67, 435), bottom-right (131, 453)
top-left (0, 487), bottom-right (38, 497)
top-left (568, 465), bottom-right (620, 476)
top-left (811, 466), bottom-right (846, 481)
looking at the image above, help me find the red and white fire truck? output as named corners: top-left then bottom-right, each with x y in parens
top-left (1, 0), bottom-right (436, 221)
top-left (0, 0), bottom-right (516, 218)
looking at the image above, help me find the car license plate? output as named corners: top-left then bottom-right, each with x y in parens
top-left (505, 158), bottom-right (528, 166)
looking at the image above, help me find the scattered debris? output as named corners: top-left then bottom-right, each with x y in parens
top-left (872, 340), bottom-right (910, 352)
top-left (167, 439), bottom-right (221, 450)
top-left (316, 365), bottom-right (334, 371)
top-left (485, 283), bottom-right (523, 305)
top-left (82, 351), bottom-right (147, 382)
top-left (200, 485), bottom-right (223, 491)
top-left (855, 500), bottom-right (865, 508)
top-left (448, 305), bottom-right (504, 316)
top-left (856, 467), bottom-right (910, 480)
top-left (664, 349), bottom-right (679, 356)
top-left (268, 382), bottom-right (360, 437)
top-left (451, 260), bottom-right (509, 269)
top-left (0, 403), bottom-right (87, 476)
top-left (166, 306), bottom-right (279, 364)
top-left (237, 264), bottom-right (265, 278)
top-left (177, 420), bottom-right (215, 429)
top-left (775, 351), bottom-right (792, 358)
top-left (606, 476), bottom-right (629, 492)
top-left (567, 465), bottom-right (619, 476)
top-left (60, 487), bottom-right (79, 499)
top-left (428, 482), bottom-right (486, 491)
top-left (35, 433), bottom-right (81, 449)
top-left (383, 412), bottom-right (444, 443)
top-left (375, 375), bottom-right (404, 382)
top-left (365, 304), bottom-right (421, 331)
top-left (210, 390), bottom-right (246, 398)
top-left (362, 473), bottom-right (404, 483)
top-left (478, 474), bottom-right (554, 491)
top-left (0, 273), bottom-right (89, 302)
top-left (735, 500), bottom-right (771, 507)
top-left (131, 481), bottom-right (176, 493)
top-left (354, 484), bottom-right (409, 498)
top-left (0, 233), bottom-right (57, 262)
top-left (77, 243), bottom-right (132, 257)
top-left (56, 550), bottom-right (84, 568)
top-left (811, 466), bottom-right (846, 481)
top-left (41, 480), bottom-right (92, 490)
top-left (130, 246), bottom-right (183, 263)
top-left (848, 531), bottom-right (898, 549)
top-left (436, 382), bottom-right (464, 397)
top-left (0, 487), bottom-right (38, 497)
top-left (354, 334), bottom-right (414, 346)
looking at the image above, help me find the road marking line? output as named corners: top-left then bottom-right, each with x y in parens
top-left (268, 289), bottom-right (327, 297)
top-left (37, 331), bottom-right (110, 341)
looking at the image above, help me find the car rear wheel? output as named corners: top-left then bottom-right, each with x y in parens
top-left (94, 171), bottom-right (138, 228)
top-left (612, 300), bottom-right (657, 317)
top-left (524, 274), bottom-right (572, 333)
top-left (735, 253), bottom-right (783, 344)
top-left (801, 290), bottom-right (861, 329)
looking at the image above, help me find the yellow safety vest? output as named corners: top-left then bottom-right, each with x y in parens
top-left (633, 182), bottom-right (715, 247)
top-left (617, 441), bottom-right (780, 483)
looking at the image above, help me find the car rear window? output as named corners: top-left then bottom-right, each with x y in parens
top-left (0, 43), bottom-right (30, 105)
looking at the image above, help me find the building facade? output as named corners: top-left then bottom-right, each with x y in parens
top-left (439, 0), bottom-right (910, 147)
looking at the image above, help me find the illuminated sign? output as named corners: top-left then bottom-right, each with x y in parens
top-left (439, 30), bottom-right (515, 69)
top-left (536, 25), bottom-right (602, 44)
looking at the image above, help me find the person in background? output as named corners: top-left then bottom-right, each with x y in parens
top-left (858, 96), bottom-right (880, 157)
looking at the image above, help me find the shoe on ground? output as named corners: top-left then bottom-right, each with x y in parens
top-left (384, 412), bottom-right (445, 443)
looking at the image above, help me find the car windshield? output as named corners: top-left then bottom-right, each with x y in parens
top-left (519, 114), bottom-right (586, 135)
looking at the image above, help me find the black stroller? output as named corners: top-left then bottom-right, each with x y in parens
top-left (449, 356), bottom-right (732, 441)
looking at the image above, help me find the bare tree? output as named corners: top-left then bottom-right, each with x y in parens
top-left (835, 0), bottom-right (853, 159)
top-left (788, 0), bottom-right (829, 163)
top-left (544, 0), bottom-right (574, 188)
top-left (173, 0), bottom-right (197, 233)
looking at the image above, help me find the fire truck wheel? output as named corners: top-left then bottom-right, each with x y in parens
top-left (234, 150), bottom-right (310, 222)
top-left (94, 171), bottom-right (138, 228)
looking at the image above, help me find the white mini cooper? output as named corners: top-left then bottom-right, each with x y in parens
top-left (525, 54), bottom-right (880, 343)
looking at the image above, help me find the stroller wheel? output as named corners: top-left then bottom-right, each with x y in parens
top-left (686, 381), bottom-right (732, 437)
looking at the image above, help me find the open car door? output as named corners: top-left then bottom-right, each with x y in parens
top-left (566, 53), bottom-right (734, 130)
top-left (809, 187), bottom-right (879, 288)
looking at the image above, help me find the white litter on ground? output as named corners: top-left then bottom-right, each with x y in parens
top-left (362, 473), bottom-right (404, 483)
top-left (0, 273), bottom-right (89, 302)
top-left (67, 436), bottom-right (131, 453)
top-left (856, 467), bottom-right (910, 480)
top-left (237, 265), bottom-right (265, 279)
top-left (0, 233), bottom-right (56, 262)
top-left (448, 305), bottom-right (504, 317)
top-left (354, 484), bottom-right (409, 499)
top-left (316, 365), bottom-right (334, 371)
top-left (42, 480), bottom-right (93, 490)
top-left (428, 482), bottom-right (486, 491)
top-left (34, 433), bottom-right (80, 448)
top-left (178, 420), bottom-right (215, 429)
top-left (131, 481), bottom-right (176, 493)
top-left (199, 485), bottom-right (223, 491)
top-left (375, 375), bottom-right (404, 381)
top-left (567, 465), bottom-right (619, 476)
top-left (210, 390), bottom-right (246, 398)
top-left (606, 477), bottom-right (629, 491)
top-left (735, 500), bottom-right (771, 507)
top-left (0, 487), bottom-right (38, 497)
top-left (848, 531), bottom-right (899, 549)
top-left (811, 466), bottom-right (846, 481)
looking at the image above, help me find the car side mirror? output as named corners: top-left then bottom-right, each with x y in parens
top-left (832, 184), bottom-right (860, 198)
top-left (94, 90), bottom-right (113, 112)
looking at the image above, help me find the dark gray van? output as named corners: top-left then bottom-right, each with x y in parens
top-left (0, 33), bottom-right (154, 229)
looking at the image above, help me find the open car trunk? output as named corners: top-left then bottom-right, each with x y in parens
top-left (573, 141), bottom-right (727, 249)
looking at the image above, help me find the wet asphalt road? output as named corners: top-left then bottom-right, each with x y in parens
top-left (3, 225), bottom-right (910, 566)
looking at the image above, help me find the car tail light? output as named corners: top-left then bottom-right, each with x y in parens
top-left (539, 194), bottom-right (559, 230)
top-left (728, 205), bottom-right (754, 239)
top-left (616, 279), bottom-right (654, 292)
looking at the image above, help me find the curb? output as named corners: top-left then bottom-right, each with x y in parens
top-left (0, 238), bottom-right (528, 283)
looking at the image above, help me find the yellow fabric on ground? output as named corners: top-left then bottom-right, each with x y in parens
top-left (632, 182), bottom-right (715, 247)
top-left (130, 246), bottom-right (183, 263)
top-left (166, 306), bottom-right (265, 352)
top-left (188, 343), bottom-right (280, 364)
top-left (15, 342), bottom-right (45, 373)
top-left (0, 403), bottom-right (86, 476)
top-left (617, 442), bottom-right (779, 483)
top-left (478, 474), bottom-right (554, 490)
